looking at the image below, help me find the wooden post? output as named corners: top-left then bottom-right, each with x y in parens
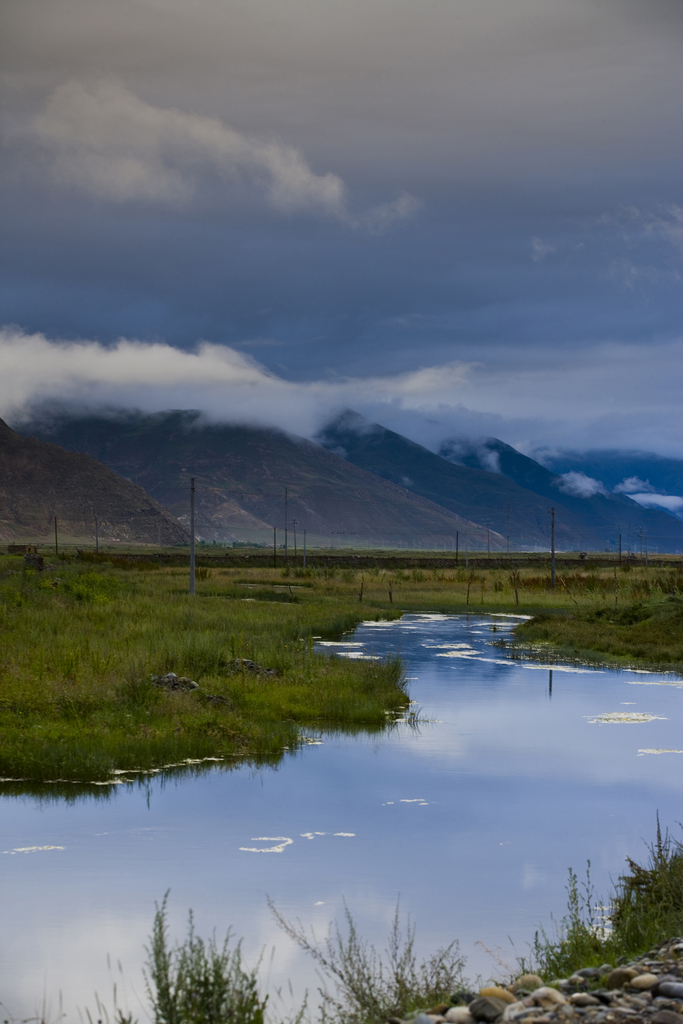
top-left (54, 515), bottom-right (58, 556)
top-left (303, 529), bottom-right (306, 569)
top-left (95, 513), bottom-right (99, 554)
top-left (190, 477), bottom-right (195, 595)
top-left (549, 507), bottom-right (555, 589)
top-left (455, 530), bottom-right (459, 565)
top-left (273, 526), bottom-right (277, 568)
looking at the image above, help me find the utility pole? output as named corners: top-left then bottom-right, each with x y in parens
top-left (628, 522), bottom-right (631, 556)
top-left (618, 524), bottom-right (621, 565)
top-left (638, 528), bottom-right (643, 558)
top-left (506, 503), bottom-right (510, 555)
top-left (549, 507), bottom-right (555, 589)
top-left (54, 515), bottom-right (58, 557)
top-left (645, 535), bottom-right (648, 567)
top-left (273, 526), bottom-right (277, 568)
top-left (455, 530), bottom-right (459, 566)
top-left (486, 522), bottom-right (491, 559)
top-left (95, 513), bottom-right (99, 554)
top-left (190, 477), bottom-right (195, 595)
top-left (465, 535), bottom-right (469, 569)
top-left (303, 529), bottom-right (307, 569)
top-left (284, 488), bottom-right (288, 561)
top-left (292, 519), bottom-right (298, 561)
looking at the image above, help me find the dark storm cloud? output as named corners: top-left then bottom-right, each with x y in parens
top-left (1, 0), bottom-right (682, 452)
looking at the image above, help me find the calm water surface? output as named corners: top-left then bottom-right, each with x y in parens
top-left (2, 613), bottom-right (683, 1019)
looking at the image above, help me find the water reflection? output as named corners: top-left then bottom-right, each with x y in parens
top-left (2, 613), bottom-right (682, 1022)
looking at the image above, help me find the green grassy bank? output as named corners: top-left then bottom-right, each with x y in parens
top-left (1, 551), bottom-right (682, 782)
top-left (0, 557), bottom-right (407, 782)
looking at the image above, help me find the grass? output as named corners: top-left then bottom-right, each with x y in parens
top-left (2, 551), bottom-right (682, 783)
top-left (529, 818), bottom-right (683, 979)
top-left (510, 596), bottom-right (683, 674)
top-left (0, 557), bottom-right (406, 783)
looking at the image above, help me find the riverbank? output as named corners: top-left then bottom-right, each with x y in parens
top-left (0, 557), bottom-right (407, 782)
top-left (508, 599), bottom-right (683, 675)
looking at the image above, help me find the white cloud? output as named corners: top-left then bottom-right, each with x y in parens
top-left (32, 79), bottom-right (417, 230)
top-left (556, 471), bottom-right (606, 498)
top-left (1, 327), bottom-right (683, 459)
top-left (530, 237), bottom-right (556, 262)
top-left (0, 327), bottom-right (472, 438)
top-left (628, 493), bottom-right (683, 517)
top-left (613, 476), bottom-right (658, 494)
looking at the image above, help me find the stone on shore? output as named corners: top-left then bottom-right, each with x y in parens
top-left (607, 967), bottom-right (640, 989)
top-left (510, 976), bottom-right (545, 995)
top-left (469, 996), bottom-right (510, 1022)
top-left (479, 988), bottom-right (517, 1004)
top-left (445, 1008), bottom-right (474, 1024)
top-left (632, 974), bottom-right (660, 990)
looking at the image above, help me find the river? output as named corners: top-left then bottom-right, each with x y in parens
top-left (2, 612), bottom-right (683, 1021)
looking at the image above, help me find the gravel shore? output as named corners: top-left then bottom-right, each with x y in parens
top-left (392, 939), bottom-right (683, 1024)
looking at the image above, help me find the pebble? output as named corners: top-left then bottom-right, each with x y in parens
top-left (632, 976), bottom-right (659, 991)
top-left (511, 977), bottom-right (545, 994)
top-left (388, 938), bottom-right (683, 1024)
top-left (480, 988), bottom-right (517, 1005)
top-left (606, 969), bottom-right (639, 990)
top-left (469, 997), bottom-right (511, 1022)
top-left (445, 1009), bottom-right (474, 1024)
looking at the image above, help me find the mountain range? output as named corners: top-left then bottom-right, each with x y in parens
top-left (15, 408), bottom-right (683, 552)
top-left (319, 412), bottom-right (683, 552)
top-left (20, 410), bottom-right (495, 548)
top-left (0, 417), bottom-right (187, 545)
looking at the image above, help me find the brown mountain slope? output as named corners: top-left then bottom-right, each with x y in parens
top-left (0, 418), bottom-right (187, 544)
top-left (22, 410), bottom-right (500, 547)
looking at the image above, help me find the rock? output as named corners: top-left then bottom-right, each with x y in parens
top-left (657, 983), bottom-right (683, 1000)
top-left (569, 995), bottom-right (601, 1008)
top-left (24, 553), bottom-right (44, 570)
top-left (501, 1002), bottom-right (527, 1022)
top-left (445, 1009), bottom-right (474, 1024)
top-left (413, 1015), bottom-right (437, 1024)
top-left (631, 975), bottom-right (659, 991)
top-left (652, 1012), bottom-right (683, 1024)
top-left (469, 997), bottom-right (510, 1022)
top-left (530, 989), bottom-right (568, 1009)
top-left (597, 966), bottom-right (614, 975)
top-left (607, 969), bottom-right (639, 990)
top-left (511, 977), bottom-right (545, 995)
top-left (576, 969), bottom-right (602, 980)
top-left (202, 693), bottom-right (231, 706)
top-left (427, 1005), bottom-right (451, 1016)
top-left (652, 977), bottom-right (682, 997)
top-left (567, 976), bottom-right (589, 987)
top-left (234, 658), bottom-right (277, 677)
top-left (479, 989), bottom-right (517, 1005)
top-left (151, 673), bottom-right (199, 691)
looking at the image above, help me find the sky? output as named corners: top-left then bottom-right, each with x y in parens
top-left (1, 0), bottom-right (683, 455)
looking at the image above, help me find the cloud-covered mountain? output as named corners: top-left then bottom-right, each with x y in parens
top-left (20, 410), bottom-right (493, 547)
top-left (319, 412), bottom-right (683, 552)
top-left (439, 435), bottom-right (683, 549)
top-left (535, 450), bottom-right (683, 523)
